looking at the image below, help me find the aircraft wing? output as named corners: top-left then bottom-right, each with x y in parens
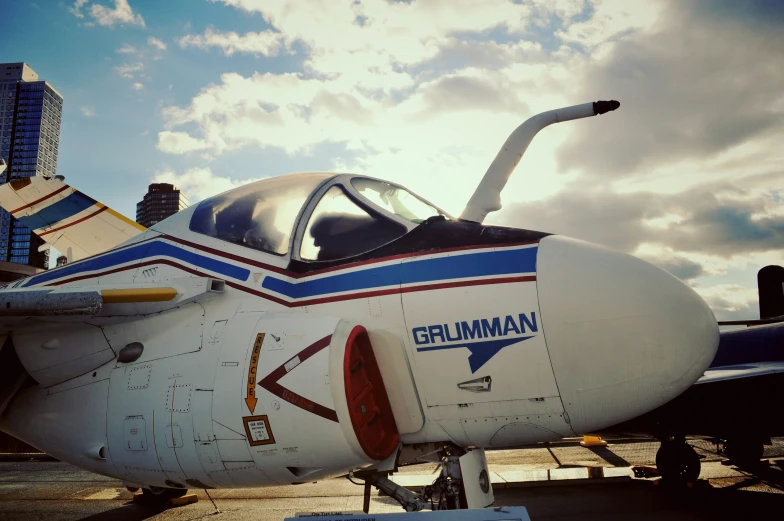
top-left (697, 361), bottom-right (784, 384)
top-left (0, 176), bottom-right (146, 262)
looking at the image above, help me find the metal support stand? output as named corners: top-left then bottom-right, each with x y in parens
top-left (363, 480), bottom-right (372, 513)
top-left (205, 489), bottom-right (221, 514)
top-left (370, 474), bottom-right (428, 512)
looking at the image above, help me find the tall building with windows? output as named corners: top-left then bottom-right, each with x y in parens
top-left (0, 62), bottom-right (64, 267)
top-left (136, 183), bottom-right (189, 228)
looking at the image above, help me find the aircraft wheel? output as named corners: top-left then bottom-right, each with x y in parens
top-left (725, 438), bottom-right (764, 466)
top-left (656, 441), bottom-right (700, 484)
top-left (140, 486), bottom-right (188, 505)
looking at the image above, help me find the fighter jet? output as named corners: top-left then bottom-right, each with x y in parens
top-left (0, 101), bottom-right (719, 512)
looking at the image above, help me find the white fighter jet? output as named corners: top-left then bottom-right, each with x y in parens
top-left (0, 101), bottom-right (719, 512)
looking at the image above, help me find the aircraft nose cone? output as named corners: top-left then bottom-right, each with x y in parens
top-left (536, 235), bottom-right (719, 434)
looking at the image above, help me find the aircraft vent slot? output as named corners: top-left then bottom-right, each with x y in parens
top-left (209, 279), bottom-right (226, 293)
top-left (286, 466), bottom-right (323, 479)
top-left (343, 326), bottom-right (399, 461)
top-left (118, 342), bottom-right (144, 363)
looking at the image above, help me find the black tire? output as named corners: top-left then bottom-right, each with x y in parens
top-left (725, 439), bottom-right (764, 466)
top-left (141, 487), bottom-right (188, 506)
top-left (656, 441), bottom-right (701, 484)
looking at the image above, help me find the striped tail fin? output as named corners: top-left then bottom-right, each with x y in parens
top-left (0, 176), bottom-right (146, 262)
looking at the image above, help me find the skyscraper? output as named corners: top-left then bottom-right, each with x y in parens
top-left (136, 183), bottom-right (189, 228)
top-left (0, 63), bottom-right (63, 267)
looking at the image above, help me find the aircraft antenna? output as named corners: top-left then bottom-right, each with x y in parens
top-left (460, 100), bottom-right (620, 223)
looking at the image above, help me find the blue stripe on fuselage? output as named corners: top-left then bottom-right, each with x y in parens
top-left (24, 240), bottom-right (251, 286)
top-left (261, 246), bottom-right (537, 299)
top-left (17, 191), bottom-right (97, 230)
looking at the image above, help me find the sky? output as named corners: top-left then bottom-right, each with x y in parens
top-left (1, 0), bottom-right (783, 320)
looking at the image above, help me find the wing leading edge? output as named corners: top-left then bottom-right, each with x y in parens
top-left (697, 361), bottom-right (784, 384)
top-left (0, 176), bottom-right (145, 262)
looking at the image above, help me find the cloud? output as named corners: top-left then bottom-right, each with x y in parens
top-left (178, 28), bottom-right (285, 56)
top-left (147, 36), bottom-right (167, 51)
top-left (116, 43), bottom-right (138, 54)
top-left (114, 61), bottom-right (143, 79)
top-left (557, 0), bottom-right (784, 178)
top-left (152, 167), bottom-right (264, 203)
top-left (157, 131), bottom-right (211, 154)
top-left (497, 172), bottom-right (784, 258)
top-left (636, 250), bottom-right (705, 281)
top-left (69, 0), bottom-right (89, 19)
top-left (132, 82), bottom-right (144, 90)
top-left (159, 2), bottom-right (671, 214)
top-left (693, 283), bottom-right (759, 322)
top-left (556, 0), bottom-right (662, 49)
top-left (89, 0), bottom-right (145, 28)
top-left (80, 106), bottom-right (95, 117)
top-left (416, 75), bottom-right (529, 116)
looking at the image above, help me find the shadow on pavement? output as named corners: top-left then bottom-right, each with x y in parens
top-left (728, 459), bottom-right (784, 491)
top-left (585, 446), bottom-right (633, 467)
top-left (495, 478), bottom-right (784, 520)
top-left (75, 503), bottom-right (166, 521)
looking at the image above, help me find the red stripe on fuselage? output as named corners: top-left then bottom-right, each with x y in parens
top-left (45, 257), bottom-right (535, 308)
top-left (10, 184), bottom-right (71, 214)
top-left (86, 231), bottom-right (539, 284)
top-left (39, 205), bottom-right (108, 236)
top-left (159, 234), bottom-right (539, 279)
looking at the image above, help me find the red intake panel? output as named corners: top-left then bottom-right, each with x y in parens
top-left (344, 326), bottom-right (399, 461)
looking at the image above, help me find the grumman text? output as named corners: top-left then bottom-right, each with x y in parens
top-left (412, 312), bottom-right (538, 345)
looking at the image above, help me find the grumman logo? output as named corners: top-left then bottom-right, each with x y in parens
top-left (412, 313), bottom-right (538, 373)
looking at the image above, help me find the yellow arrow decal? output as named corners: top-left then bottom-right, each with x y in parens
top-left (246, 333), bottom-right (264, 414)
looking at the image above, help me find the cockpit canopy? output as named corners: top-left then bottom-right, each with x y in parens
top-left (188, 173), bottom-right (449, 262)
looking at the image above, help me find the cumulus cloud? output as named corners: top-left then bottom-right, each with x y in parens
top-left (114, 38), bottom-right (165, 86)
top-left (158, 0), bottom-right (594, 209)
top-left (693, 283), bottom-right (759, 322)
top-left (556, 0), bottom-right (662, 49)
top-left (69, 0), bottom-right (89, 19)
top-left (80, 106), bottom-right (95, 117)
top-left (557, 0), bottom-right (784, 178)
top-left (114, 61), bottom-right (143, 79)
top-left (157, 131), bottom-right (211, 154)
top-left (116, 43), bottom-right (137, 54)
top-left (152, 167), bottom-right (264, 203)
top-left (89, 0), bottom-right (145, 28)
top-left (178, 28), bottom-right (285, 56)
top-left (147, 36), bottom-right (167, 51)
top-left (498, 173), bottom-right (784, 258)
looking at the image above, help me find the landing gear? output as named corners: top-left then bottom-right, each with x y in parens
top-left (724, 437), bottom-right (764, 466)
top-left (355, 444), bottom-right (493, 512)
top-left (655, 439), bottom-right (701, 484)
top-left (140, 486), bottom-right (189, 506)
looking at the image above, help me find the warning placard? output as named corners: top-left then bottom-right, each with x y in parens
top-left (243, 415), bottom-right (276, 446)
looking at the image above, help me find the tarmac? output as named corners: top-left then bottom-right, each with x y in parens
top-left (1, 437), bottom-right (784, 521)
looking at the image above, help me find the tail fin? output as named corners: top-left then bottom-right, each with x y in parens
top-left (0, 176), bottom-right (146, 262)
top-left (758, 265), bottom-right (784, 319)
